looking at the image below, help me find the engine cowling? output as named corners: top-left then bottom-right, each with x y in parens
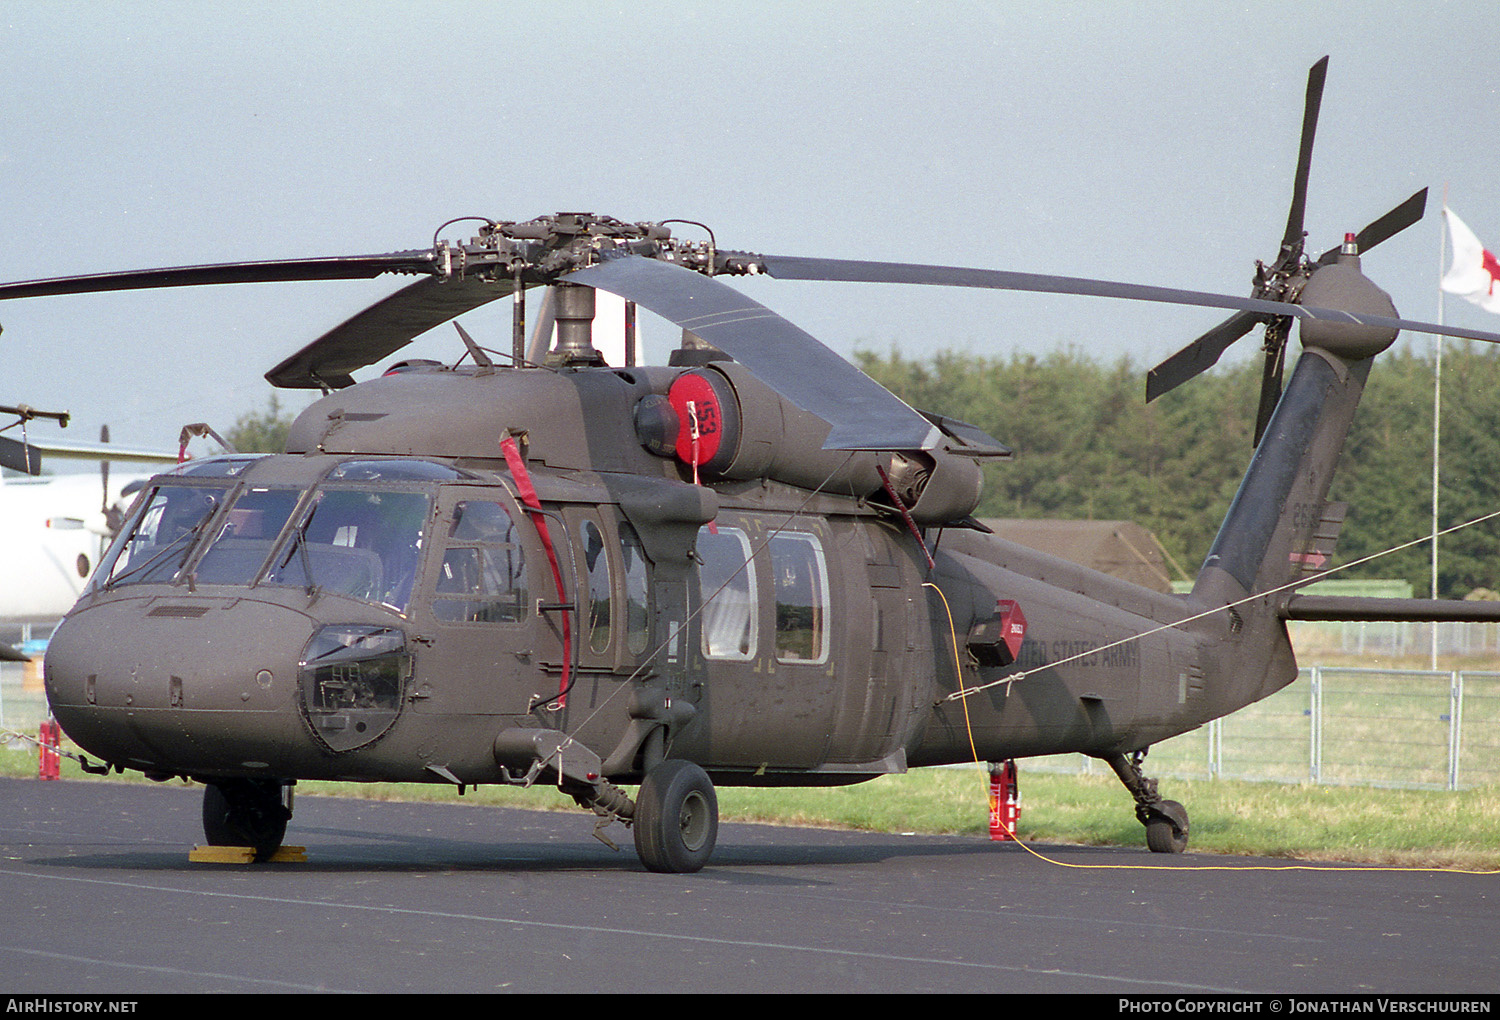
top-left (634, 361), bottom-right (983, 525)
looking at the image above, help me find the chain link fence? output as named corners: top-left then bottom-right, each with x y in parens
top-left (0, 660), bottom-right (50, 751)
top-left (1035, 666), bottom-right (1500, 790)
top-left (1311, 619), bottom-right (1500, 659)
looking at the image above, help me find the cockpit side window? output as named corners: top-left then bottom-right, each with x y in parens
top-left (433, 499), bottom-right (529, 624)
top-left (580, 520), bottom-right (612, 654)
top-left (620, 521), bottom-right (651, 655)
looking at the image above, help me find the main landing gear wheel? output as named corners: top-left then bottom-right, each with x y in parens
top-left (633, 759), bottom-right (718, 873)
top-left (202, 779), bottom-right (292, 862)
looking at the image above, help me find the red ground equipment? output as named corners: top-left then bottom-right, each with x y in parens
top-left (988, 759), bottom-right (1020, 841)
top-left (38, 718), bottom-right (61, 780)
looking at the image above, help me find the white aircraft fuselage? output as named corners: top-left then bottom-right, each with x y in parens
top-left (0, 473), bottom-right (149, 626)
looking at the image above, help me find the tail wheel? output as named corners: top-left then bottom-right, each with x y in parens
top-left (202, 779), bottom-right (291, 862)
top-left (633, 760), bottom-right (718, 873)
top-left (1145, 799), bottom-right (1190, 854)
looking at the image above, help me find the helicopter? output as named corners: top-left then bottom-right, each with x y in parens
top-left (6, 57), bottom-right (1500, 873)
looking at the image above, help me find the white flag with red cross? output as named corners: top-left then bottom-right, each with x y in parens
top-left (1442, 207), bottom-right (1500, 314)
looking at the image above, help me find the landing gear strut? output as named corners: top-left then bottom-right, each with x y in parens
top-left (202, 779), bottom-right (293, 861)
top-left (1103, 750), bottom-right (1189, 854)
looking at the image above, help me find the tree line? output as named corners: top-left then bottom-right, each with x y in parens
top-left (857, 342), bottom-right (1500, 599)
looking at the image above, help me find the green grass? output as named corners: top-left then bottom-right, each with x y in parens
top-left (6, 744), bottom-right (1497, 870)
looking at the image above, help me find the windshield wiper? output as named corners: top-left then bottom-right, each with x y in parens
top-left (105, 500), bottom-right (220, 589)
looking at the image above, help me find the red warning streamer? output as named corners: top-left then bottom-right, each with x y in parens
top-left (500, 436), bottom-right (571, 708)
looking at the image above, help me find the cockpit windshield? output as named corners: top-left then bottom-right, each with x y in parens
top-left (91, 463), bottom-right (436, 615)
top-left (94, 484), bottom-right (229, 589)
top-left (193, 487), bottom-right (303, 586)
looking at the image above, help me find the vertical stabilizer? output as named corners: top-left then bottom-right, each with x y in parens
top-left (1194, 349), bottom-right (1371, 604)
top-left (1188, 348), bottom-right (1372, 711)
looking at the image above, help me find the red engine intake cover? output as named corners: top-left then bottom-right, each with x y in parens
top-left (665, 370), bottom-right (739, 473)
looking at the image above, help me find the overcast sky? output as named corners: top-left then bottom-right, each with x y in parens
top-left (2, 1), bottom-right (1498, 456)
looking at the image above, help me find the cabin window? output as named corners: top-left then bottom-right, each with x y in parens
top-left (95, 484), bottom-right (229, 588)
top-left (193, 487), bottom-right (302, 585)
top-left (696, 524), bottom-right (757, 661)
top-left (620, 522), bottom-right (651, 655)
top-left (432, 500), bottom-right (528, 624)
top-left (265, 488), bottom-right (430, 612)
top-left (770, 532), bottom-right (830, 664)
top-left (579, 520), bottom-right (612, 653)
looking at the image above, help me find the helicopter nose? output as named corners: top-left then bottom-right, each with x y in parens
top-left (44, 596), bottom-right (321, 776)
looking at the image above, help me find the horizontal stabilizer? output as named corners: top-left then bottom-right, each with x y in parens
top-left (1279, 594), bottom-right (1500, 623)
top-left (0, 435), bottom-right (41, 474)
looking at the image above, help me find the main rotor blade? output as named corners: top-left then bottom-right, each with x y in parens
top-left (759, 254), bottom-right (1302, 314)
top-left (1145, 310), bottom-right (1267, 402)
top-left (265, 274), bottom-right (517, 389)
top-left (565, 255), bottom-right (940, 451)
top-left (1281, 56), bottom-right (1329, 254)
top-left (1318, 188), bottom-right (1429, 263)
top-left (0, 251), bottom-right (437, 301)
top-left (755, 254), bottom-right (1500, 348)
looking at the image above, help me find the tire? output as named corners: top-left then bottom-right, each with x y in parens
top-left (202, 780), bottom-right (291, 861)
top-left (633, 760), bottom-right (718, 874)
top-left (1145, 799), bottom-right (1189, 854)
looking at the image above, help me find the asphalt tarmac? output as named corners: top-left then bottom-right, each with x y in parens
top-left (1, 777), bottom-right (1497, 995)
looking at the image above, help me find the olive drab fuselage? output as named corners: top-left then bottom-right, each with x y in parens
top-left (42, 361), bottom-right (1229, 791)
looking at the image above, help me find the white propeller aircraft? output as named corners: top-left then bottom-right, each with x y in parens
top-left (1, 408), bottom-right (180, 659)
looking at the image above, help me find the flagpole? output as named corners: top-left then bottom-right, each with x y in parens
top-left (1432, 195), bottom-right (1447, 670)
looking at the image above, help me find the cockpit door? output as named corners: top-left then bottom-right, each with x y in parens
top-left (409, 484), bottom-right (537, 716)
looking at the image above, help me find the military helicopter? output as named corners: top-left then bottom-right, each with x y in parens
top-left (6, 58), bottom-right (1500, 872)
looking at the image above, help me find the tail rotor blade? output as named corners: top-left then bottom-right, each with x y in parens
top-left (99, 425), bottom-right (110, 515)
top-left (1281, 56), bottom-right (1329, 255)
top-left (1318, 188), bottom-right (1429, 263)
top-left (1253, 340), bottom-right (1287, 446)
top-left (1145, 310), bottom-right (1266, 402)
